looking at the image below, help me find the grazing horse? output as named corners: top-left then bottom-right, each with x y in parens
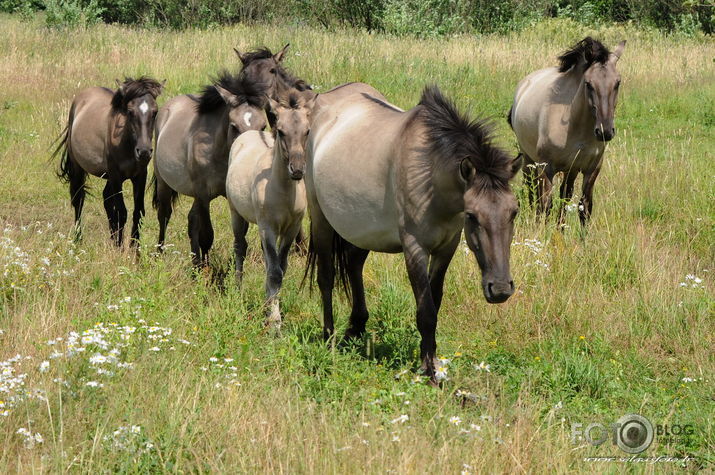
top-left (152, 72), bottom-right (268, 267)
top-left (305, 83), bottom-right (522, 382)
top-left (226, 87), bottom-right (316, 327)
top-left (55, 77), bottom-right (164, 246)
top-left (509, 37), bottom-right (626, 226)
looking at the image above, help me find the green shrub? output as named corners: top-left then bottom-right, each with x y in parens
top-left (44, 0), bottom-right (103, 28)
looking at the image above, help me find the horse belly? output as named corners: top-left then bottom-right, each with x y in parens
top-left (155, 120), bottom-right (195, 196)
top-left (313, 143), bottom-right (401, 253)
top-left (69, 105), bottom-right (109, 177)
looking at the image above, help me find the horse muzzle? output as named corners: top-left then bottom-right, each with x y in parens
top-left (594, 127), bottom-right (615, 142)
top-left (135, 147), bottom-right (153, 162)
top-left (483, 280), bottom-right (514, 304)
top-left (288, 163), bottom-right (304, 181)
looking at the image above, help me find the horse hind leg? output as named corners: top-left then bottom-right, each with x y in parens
top-left (153, 173), bottom-right (177, 253)
top-left (67, 156), bottom-right (87, 241)
top-left (557, 169), bottom-right (578, 228)
top-left (187, 199), bottom-right (212, 268)
top-left (306, 205), bottom-right (337, 342)
top-left (520, 154), bottom-right (537, 209)
top-left (103, 179), bottom-right (126, 247)
top-left (344, 245), bottom-right (370, 340)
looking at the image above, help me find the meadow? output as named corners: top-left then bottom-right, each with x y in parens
top-left (0, 14), bottom-right (713, 473)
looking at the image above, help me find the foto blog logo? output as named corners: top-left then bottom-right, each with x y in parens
top-left (571, 414), bottom-right (654, 454)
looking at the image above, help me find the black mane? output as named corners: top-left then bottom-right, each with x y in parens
top-left (196, 70), bottom-right (268, 114)
top-left (419, 86), bottom-right (513, 190)
top-left (557, 36), bottom-right (611, 73)
top-left (110, 76), bottom-right (163, 112)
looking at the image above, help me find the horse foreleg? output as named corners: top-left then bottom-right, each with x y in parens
top-left (230, 205), bottom-right (249, 285)
top-left (259, 226), bottom-right (283, 329)
top-left (130, 171), bottom-right (147, 248)
top-left (401, 231), bottom-right (438, 384)
top-left (344, 245), bottom-right (370, 340)
top-left (557, 170), bottom-right (578, 228)
top-left (429, 233), bottom-right (460, 313)
top-left (579, 166), bottom-right (601, 227)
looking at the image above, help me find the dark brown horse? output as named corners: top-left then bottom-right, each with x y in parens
top-left (55, 77), bottom-right (164, 245)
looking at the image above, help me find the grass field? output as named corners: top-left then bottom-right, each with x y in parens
top-left (0, 14), bottom-right (713, 473)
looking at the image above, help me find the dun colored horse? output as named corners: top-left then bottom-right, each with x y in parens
top-left (509, 37), bottom-right (626, 226)
top-left (305, 83), bottom-right (522, 382)
top-left (55, 77), bottom-right (164, 246)
top-left (152, 72), bottom-right (268, 266)
top-left (226, 86), bottom-right (316, 327)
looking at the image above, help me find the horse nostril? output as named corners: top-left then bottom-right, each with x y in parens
top-left (487, 282), bottom-right (494, 297)
top-left (509, 280), bottom-right (514, 291)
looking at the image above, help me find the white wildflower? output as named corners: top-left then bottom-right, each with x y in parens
top-left (391, 414), bottom-right (409, 424)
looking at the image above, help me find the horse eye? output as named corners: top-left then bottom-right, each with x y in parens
top-left (270, 68), bottom-right (276, 74)
top-left (277, 129), bottom-right (285, 137)
top-left (615, 81), bottom-right (621, 89)
top-left (510, 209), bottom-right (518, 222)
top-left (466, 212), bottom-right (479, 225)
top-left (585, 82), bottom-right (593, 91)
top-left (305, 129), bottom-right (310, 136)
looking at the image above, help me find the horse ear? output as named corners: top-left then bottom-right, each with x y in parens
top-left (274, 43), bottom-right (289, 63)
top-left (268, 97), bottom-right (281, 113)
top-left (115, 79), bottom-right (124, 94)
top-left (304, 91), bottom-right (318, 112)
top-left (611, 40), bottom-right (626, 62)
top-left (214, 84), bottom-right (238, 107)
top-left (459, 158), bottom-right (475, 182)
top-left (510, 154), bottom-right (523, 177)
top-left (234, 47), bottom-right (249, 65)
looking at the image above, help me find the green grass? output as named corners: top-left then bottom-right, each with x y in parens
top-left (0, 14), bottom-right (713, 473)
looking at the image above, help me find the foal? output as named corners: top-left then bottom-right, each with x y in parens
top-left (55, 77), bottom-right (164, 246)
top-left (226, 88), bottom-right (316, 327)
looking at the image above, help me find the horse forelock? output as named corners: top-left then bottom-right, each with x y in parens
top-left (111, 76), bottom-right (163, 112)
top-left (557, 37), bottom-right (611, 73)
top-left (240, 47), bottom-right (274, 64)
top-left (418, 85), bottom-right (513, 191)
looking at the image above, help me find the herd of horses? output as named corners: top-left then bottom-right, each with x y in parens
top-left (54, 36), bottom-right (625, 382)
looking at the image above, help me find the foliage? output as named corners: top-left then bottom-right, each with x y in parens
top-left (2, 0), bottom-right (712, 34)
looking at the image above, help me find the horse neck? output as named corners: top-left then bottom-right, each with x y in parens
top-left (270, 135), bottom-right (292, 185)
top-left (567, 71), bottom-right (595, 132)
top-left (109, 111), bottom-right (135, 154)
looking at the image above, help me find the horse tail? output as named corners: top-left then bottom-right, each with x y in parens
top-left (53, 103), bottom-right (76, 183)
top-left (150, 172), bottom-right (178, 210)
top-left (507, 104), bottom-right (514, 130)
top-left (301, 225), bottom-right (351, 300)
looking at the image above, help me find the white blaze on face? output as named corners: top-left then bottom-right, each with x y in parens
top-left (139, 101), bottom-right (149, 115)
top-left (243, 112), bottom-right (252, 127)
